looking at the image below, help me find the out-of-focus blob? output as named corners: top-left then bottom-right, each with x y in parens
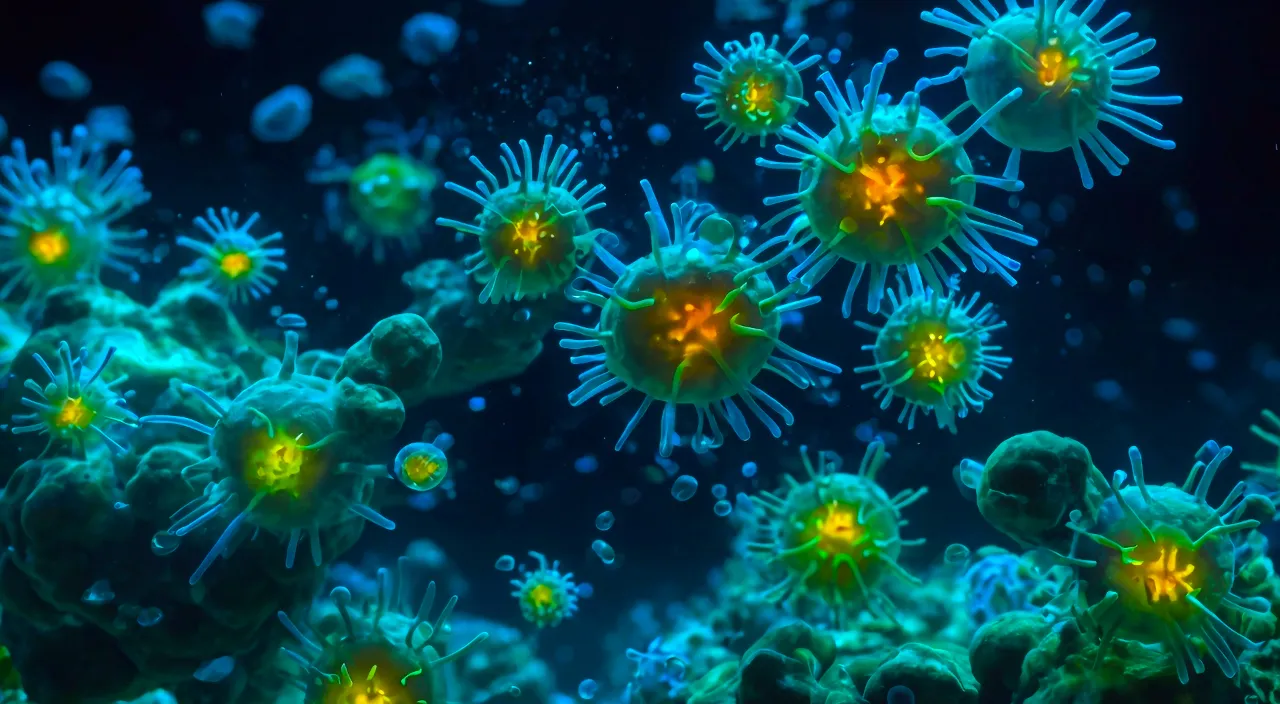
top-left (401, 12), bottom-right (460, 66)
top-left (175, 206), bottom-right (287, 304)
top-left (647, 123), bottom-right (671, 146)
top-left (39, 61), bottom-right (91, 101)
top-left (250, 85), bottom-right (312, 143)
top-left (0, 115), bottom-right (7, 142)
top-left (319, 54), bottom-right (391, 100)
top-left (202, 0), bottom-right (263, 50)
top-left (85, 105), bottom-right (134, 147)
top-left (335, 313), bottom-right (442, 408)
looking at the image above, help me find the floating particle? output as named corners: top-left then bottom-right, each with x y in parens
top-left (319, 54), bottom-right (390, 100)
top-left (193, 656), bottom-right (235, 683)
top-left (694, 158), bottom-right (714, 182)
top-left (591, 539), bottom-right (616, 565)
top-left (741, 461), bottom-right (757, 478)
top-left (519, 483), bottom-right (544, 501)
top-left (394, 442), bottom-right (449, 492)
top-left (887, 685), bottom-right (916, 704)
top-left (711, 483), bottom-right (727, 500)
top-left (577, 583), bottom-right (593, 598)
top-left (324, 298), bottom-right (338, 310)
top-left (600, 119), bottom-right (613, 134)
top-left (671, 475), bottom-right (698, 502)
top-left (251, 85), bottom-right (312, 143)
top-left (313, 285), bottom-right (328, 300)
top-left (827, 48), bottom-right (841, 63)
top-left (0, 115), bottom-right (6, 141)
top-left (270, 305), bottom-right (283, 317)
top-left (575, 455), bottom-right (599, 474)
top-left (85, 105), bottom-right (133, 147)
top-left (1094, 379), bottom-right (1123, 402)
top-left (1174, 209), bottom-right (1197, 232)
top-left (621, 487), bottom-right (641, 505)
top-left (1188, 349), bottom-right (1217, 372)
top-left (1161, 317), bottom-right (1199, 341)
top-left (39, 61), bottom-right (91, 100)
top-left (496, 476), bottom-right (521, 495)
top-left (402, 13), bottom-right (459, 66)
top-left (150, 531), bottom-right (180, 556)
top-left (1128, 279), bottom-right (1146, 298)
top-left (578, 679), bottom-right (598, 700)
top-left (713, 499), bottom-right (732, 517)
top-left (584, 95), bottom-right (609, 116)
top-left (647, 123), bottom-right (671, 146)
top-left (537, 109), bottom-right (559, 128)
top-left (1065, 328), bottom-right (1083, 347)
top-left (203, 0), bottom-right (262, 49)
top-left (1086, 264), bottom-right (1105, 285)
top-left (496, 554), bottom-right (517, 571)
top-left (469, 396), bottom-right (486, 412)
top-left (944, 543), bottom-right (971, 564)
top-left (595, 511), bottom-right (615, 531)
top-left (276, 313), bottom-right (306, 329)
top-left (137, 607), bottom-right (164, 627)
top-left (82, 579), bottom-right (115, 605)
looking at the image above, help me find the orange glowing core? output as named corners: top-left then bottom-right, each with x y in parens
top-left (855, 157), bottom-right (924, 227)
top-left (219, 251), bottom-right (253, 279)
top-left (808, 501), bottom-right (866, 555)
top-left (906, 327), bottom-right (968, 395)
top-left (1133, 545), bottom-right (1197, 604)
top-left (506, 210), bottom-right (557, 264)
top-left (734, 74), bottom-right (778, 121)
top-left (245, 430), bottom-right (314, 498)
top-left (54, 397), bottom-right (96, 429)
top-left (665, 297), bottom-right (724, 362)
top-left (1036, 45), bottom-right (1079, 90)
top-left (526, 583), bottom-right (556, 609)
top-left (327, 661), bottom-right (425, 704)
top-left (403, 455), bottom-right (443, 485)
top-left (28, 229), bottom-right (70, 265)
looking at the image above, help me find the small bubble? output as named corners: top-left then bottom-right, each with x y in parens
top-left (1064, 328), bottom-right (1083, 347)
top-left (591, 539), bottom-right (616, 565)
top-left (595, 511), bottom-right (615, 531)
top-left (741, 461), bottom-right (757, 478)
top-left (671, 475), bottom-right (698, 502)
top-left (713, 499), bottom-right (732, 517)
top-left (578, 679), bottom-right (598, 700)
top-left (577, 582), bottom-right (594, 598)
top-left (468, 396), bottom-right (486, 412)
top-left (495, 554), bottom-right (516, 571)
top-left (575, 455), bottom-right (599, 474)
top-left (711, 483), bottom-right (727, 499)
top-left (276, 313), bottom-right (307, 329)
top-left (887, 685), bottom-right (916, 704)
top-left (82, 579), bottom-right (115, 605)
top-left (137, 607), bottom-right (164, 627)
top-left (1161, 317), bottom-right (1199, 342)
top-left (150, 531), bottom-right (181, 556)
top-left (324, 298), bottom-right (339, 310)
top-left (944, 543), bottom-right (970, 564)
top-left (1188, 349), bottom-right (1217, 372)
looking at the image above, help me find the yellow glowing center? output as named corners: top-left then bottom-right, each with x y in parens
top-left (1138, 546), bottom-right (1197, 603)
top-left (28, 229), bottom-right (70, 265)
top-left (1036, 46), bottom-right (1079, 89)
top-left (509, 211), bottom-right (554, 263)
top-left (912, 331), bottom-right (966, 393)
top-left (527, 583), bottom-right (556, 609)
top-left (736, 75), bottom-right (775, 117)
top-left (252, 433), bottom-right (310, 497)
top-left (857, 158), bottom-right (919, 226)
top-left (219, 252), bottom-right (253, 279)
top-left (666, 298), bottom-right (721, 360)
top-left (403, 455), bottom-right (442, 484)
top-left (54, 397), bottom-right (96, 429)
top-left (812, 501), bottom-right (864, 552)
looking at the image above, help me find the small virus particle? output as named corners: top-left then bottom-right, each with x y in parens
top-left (920, 0), bottom-right (1183, 188)
top-left (251, 85), bottom-right (312, 143)
top-left (401, 12), bottom-right (459, 66)
top-left (554, 179), bottom-right (839, 457)
top-left (1243, 409), bottom-right (1280, 479)
top-left (510, 550), bottom-right (581, 628)
top-left (0, 125), bottom-right (150, 305)
top-left (203, 0), bottom-right (263, 50)
top-left (1066, 442), bottom-right (1271, 683)
top-left (681, 32), bottom-right (821, 149)
top-left (39, 61), bottom-right (91, 101)
top-left (176, 206), bottom-right (287, 304)
top-left (319, 54), bottom-right (391, 100)
top-left (308, 119), bottom-right (443, 263)
top-left (279, 559), bottom-right (489, 703)
top-left (852, 270), bottom-right (1010, 433)
top-left (10, 341), bottom-right (137, 456)
top-left (745, 441), bottom-right (927, 625)
top-left (437, 135), bottom-right (608, 303)
top-left (755, 49), bottom-right (1035, 316)
top-left (393, 442), bottom-right (449, 492)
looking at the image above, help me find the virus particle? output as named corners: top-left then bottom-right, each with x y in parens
top-left (394, 441), bottom-right (448, 492)
top-left (308, 119), bottom-right (442, 264)
top-left (279, 558), bottom-right (489, 702)
top-left (140, 328), bottom-right (397, 584)
top-left (745, 441), bottom-right (927, 625)
top-left (920, 0), bottom-right (1182, 188)
top-left (509, 550), bottom-right (582, 628)
top-left (852, 269), bottom-right (1010, 433)
top-left (680, 32), bottom-right (821, 149)
top-left (10, 341), bottom-right (137, 456)
top-left (0, 125), bottom-right (149, 305)
top-left (1243, 409), bottom-right (1280, 479)
top-left (436, 135), bottom-right (607, 303)
top-left (175, 206), bottom-right (287, 304)
top-left (554, 179), bottom-right (839, 457)
top-left (1067, 442), bottom-right (1272, 683)
top-left (755, 49), bottom-right (1035, 316)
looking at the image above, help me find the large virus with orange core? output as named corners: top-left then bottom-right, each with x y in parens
top-left (436, 135), bottom-right (607, 303)
top-left (0, 125), bottom-right (149, 307)
top-left (1064, 442), bottom-right (1271, 684)
top-left (176, 206), bottom-right (288, 304)
top-left (10, 340), bottom-right (137, 456)
top-left (554, 179), bottom-right (839, 457)
top-left (920, 0), bottom-right (1182, 188)
top-left (753, 48), bottom-right (1035, 317)
top-left (140, 325), bottom-right (397, 584)
top-left (509, 551), bottom-right (582, 629)
top-left (680, 32), bottom-right (821, 149)
top-left (280, 557), bottom-right (489, 703)
top-left (853, 269), bottom-right (1010, 433)
top-left (745, 440), bottom-right (927, 625)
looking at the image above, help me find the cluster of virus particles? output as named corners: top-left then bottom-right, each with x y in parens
top-left (7, 1), bottom-right (1276, 703)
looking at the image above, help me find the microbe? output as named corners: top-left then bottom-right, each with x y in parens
top-left (509, 550), bottom-right (582, 628)
top-left (393, 441), bottom-right (449, 492)
top-left (11, 341), bottom-right (137, 456)
top-left (176, 206), bottom-right (287, 304)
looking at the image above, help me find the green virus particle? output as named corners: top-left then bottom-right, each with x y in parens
top-left (554, 179), bottom-right (839, 457)
top-left (509, 550), bottom-right (581, 629)
top-left (680, 32), bottom-right (821, 149)
top-left (754, 48), bottom-right (1036, 317)
top-left (852, 269), bottom-right (1009, 433)
top-left (1065, 442), bottom-right (1272, 684)
top-left (308, 119), bottom-right (442, 263)
top-left (140, 325), bottom-right (396, 584)
top-left (394, 441), bottom-right (448, 492)
top-left (279, 558), bottom-right (489, 703)
top-left (745, 441), bottom-right (927, 625)
top-left (0, 125), bottom-right (149, 306)
top-left (1243, 409), bottom-right (1280, 479)
top-left (920, 0), bottom-right (1182, 188)
top-left (436, 135), bottom-right (606, 303)
top-left (176, 206), bottom-right (287, 304)
top-left (10, 341), bottom-right (137, 456)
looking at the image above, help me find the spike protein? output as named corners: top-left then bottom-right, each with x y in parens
top-left (176, 206), bottom-right (287, 304)
top-left (437, 135), bottom-right (608, 303)
top-left (853, 269), bottom-right (1010, 433)
top-left (681, 32), bottom-right (821, 149)
top-left (554, 179), bottom-right (839, 457)
top-left (754, 49), bottom-right (1036, 317)
top-left (920, 0), bottom-right (1183, 188)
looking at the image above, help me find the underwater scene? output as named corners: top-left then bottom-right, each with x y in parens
top-left (0, 0), bottom-right (1273, 702)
